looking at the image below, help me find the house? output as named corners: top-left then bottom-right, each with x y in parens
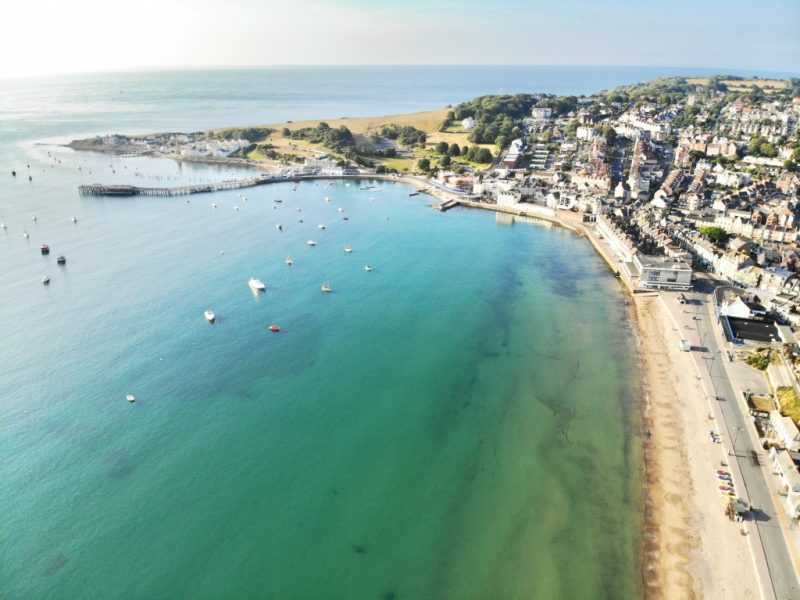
top-left (502, 139), bottom-right (524, 169)
top-left (461, 117), bottom-right (477, 131)
top-left (531, 107), bottom-right (552, 120)
top-left (770, 412), bottom-right (800, 451)
top-left (769, 448), bottom-right (800, 519)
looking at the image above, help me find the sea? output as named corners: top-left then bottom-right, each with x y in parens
top-left (0, 65), bottom-right (790, 599)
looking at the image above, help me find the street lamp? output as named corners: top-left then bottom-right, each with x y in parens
top-left (729, 426), bottom-right (744, 456)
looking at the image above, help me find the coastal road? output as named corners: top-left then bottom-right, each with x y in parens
top-left (685, 281), bottom-right (800, 600)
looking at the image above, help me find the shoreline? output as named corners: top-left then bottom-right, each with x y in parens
top-left (72, 166), bottom-right (755, 598)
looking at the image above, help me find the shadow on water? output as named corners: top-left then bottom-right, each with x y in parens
top-left (43, 554), bottom-right (68, 576)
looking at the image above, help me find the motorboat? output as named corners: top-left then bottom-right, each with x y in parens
top-left (42, 275), bottom-right (50, 284)
top-left (72, 216), bottom-right (78, 223)
top-left (234, 206), bottom-right (240, 211)
top-left (269, 325), bottom-right (280, 332)
top-left (344, 245), bottom-right (352, 253)
top-left (321, 282), bottom-right (332, 293)
top-left (285, 255), bottom-right (293, 266)
top-left (126, 394), bottom-right (136, 403)
top-left (364, 265), bottom-right (373, 272)
top-left (318, 224), bottom-right (325, 230)
top-left (324, 196), bottom-right (330, 202)
top-left (276, 224), bottom-right (283, 231)
top-left (56, 255), bottom-right (66, 265)
top-left (204, 309), bottom-right (215, 323)
top-left (212, 203), bottom-right (218, 209)
top-left (306, 240), bottom-right (316, 246)
top-left (338, 207), bottom-right (344, 212)
top-left (248, 277), bottom-right (266, 291)
top-left (40, 243), bottom-right (50, 255)
top-left (23, 230), bottom-right (29, 238)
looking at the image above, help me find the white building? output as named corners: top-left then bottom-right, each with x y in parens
top-left (769, 448), bottom-right (800, 519)
top-left (770, 411), bottom-right (800, 451)
top-left (531, 107), bottom-right (553, 120)
top-left (461, 117), bottom-right (477, 131)
top-left (632, 254), bottom-right (693, 291)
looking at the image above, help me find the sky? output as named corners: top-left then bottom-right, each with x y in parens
top-left (0, 0), bottom-right (797, 79)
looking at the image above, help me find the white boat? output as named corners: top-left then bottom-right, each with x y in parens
top-left (344, 245), bottom-right (353, 253)
top-left (0, 222), bottom-right (6, 229)
top-left (212, 203), bottom-right (218, 209)
top-left (318, 224), bottom-right (325, 230)
top-left (23, 230), bottom-right (29, 238)
top-left (321, 282), bottom-right (332, 293)
top-left (285, 255), bottom-right (293, 266)
top-left (364, 265), bottom-right (373, 272)
top-left (42, 275), bottom-right (50, 284)
top-left (306, 240), bottom-right (316, 246)
top-left (324, 196), bottom-right (330, 202)
top-left (204, 309), bottom-right (215, 323)
top-left (248, 277), bottom-right (266, 291)
top-left (338, 207), bottom-right (344, 213)
top-left (126, 394), bottom-right (136, 403)
top-left (71, 216), bottom-right (78, 223)
top-left (234, 206), bottom-right (240, 211)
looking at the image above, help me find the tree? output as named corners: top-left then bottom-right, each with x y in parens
top-left (699, 226), bottom-right (728, 246)
top-left (281, 127), bottom-right (291, 138)
top-left (602, 125), bottom-right (617, 146)
top-left (417, 157), bottom-right (431, 172)
top-left (785, 159), bottom-right (797, 172)
top-left (476, 148), bottom-right (493, 163)
top-left (448, 143), bottom-right (461, 157)
top-left (440, 155), bottom-right (452, 168)
top-left (435, 141), bottom-right (449, 154)
top-left (495, 135), bottom-right (508, 149)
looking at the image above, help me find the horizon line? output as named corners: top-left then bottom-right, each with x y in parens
top-left (2, 63), bottom-right (798, 83)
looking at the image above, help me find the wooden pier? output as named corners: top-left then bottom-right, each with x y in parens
top-left (78, 175), bottom-right (273, 197)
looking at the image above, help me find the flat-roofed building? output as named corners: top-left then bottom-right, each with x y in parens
top-left (632, 254), bottom-right (693, 291)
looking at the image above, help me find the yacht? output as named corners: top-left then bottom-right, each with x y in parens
top-left (248, 277), bottom-right (266, 291)
top-left (306, 240), bottom-right (316, 246)
top-left (321, 282), bottom-right (332, 293)
top-left (42, 275), bottom-right (50, 285)
top-left (204, 309), bottom-right (215, 323)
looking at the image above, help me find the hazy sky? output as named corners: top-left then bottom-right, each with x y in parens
top-left (1, 0), bottom-right (797, 79)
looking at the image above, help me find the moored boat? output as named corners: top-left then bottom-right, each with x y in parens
top-left (364, 265), bottom-right (373, 272)
top-left (56, 255), bottom-right (66, 265)
top-left (321, 282), bottom-right (332, 293)
top-left (204, 309), bottom-right (215, 323)
top-left (306, 240), bottom-right (316, 246)
top-left (269, 325), bottom-right (280, 332)
top-left (344, 245), bottom-right (352, 253)
top-left (126, 394), bottom-right (136, 403)
top-left (40, 243), bottom-right (49, 255)
top-left (285, 255), bottom-right (293, 266)
top-left (42, 275), bottom-right (50, 284)
top-left (248, 277), bottom-right (266, 291)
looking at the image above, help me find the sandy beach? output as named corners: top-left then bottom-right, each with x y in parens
top-left (634, 296), bottom-right (758, 599)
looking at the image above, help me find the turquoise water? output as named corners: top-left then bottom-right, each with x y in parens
top-left (0, 67), bottom-right (649, 598)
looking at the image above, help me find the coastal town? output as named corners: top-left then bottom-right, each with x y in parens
top-left (67, 75), bottom-right (800, 599)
